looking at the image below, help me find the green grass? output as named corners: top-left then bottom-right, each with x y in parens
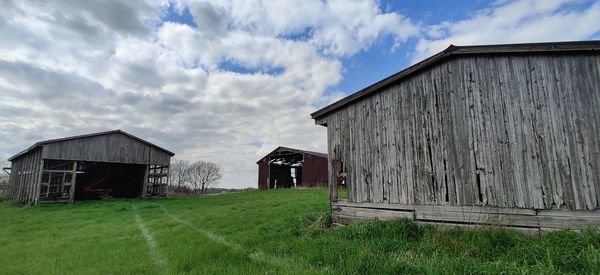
top-left (1, 189), bottom-right (599, 274)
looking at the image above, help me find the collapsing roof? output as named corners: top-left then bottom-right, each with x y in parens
top-left (256, 146), bottom-right (328, 163)
top-left (311, 40), bottom-right (600, 121)
top-left (257, 146), bottom-right (328, 190)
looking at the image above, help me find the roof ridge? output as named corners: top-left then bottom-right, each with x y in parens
top-left (311, 40), bottom-right (600, 120)
top-left (256, 146), bottom-right (327, 163)
top-left (8, 129), bottom-right (174, 161)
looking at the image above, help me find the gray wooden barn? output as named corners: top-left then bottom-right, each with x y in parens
top-left (312, 40), bottom-right (600, 233)
top-left (6, 130), bottom-right (174, 204)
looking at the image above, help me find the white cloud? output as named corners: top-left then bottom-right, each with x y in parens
top-left (2, 0), bottom-right (598, 189)
top-left (0, 0), bottom-right (416, 188)
top-left (413, 0), bottom-right (600, 62)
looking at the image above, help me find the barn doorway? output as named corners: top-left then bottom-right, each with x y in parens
top-left (268, 152), bottom-right (303, 188)
top-left (332, 159), bottom-right (348, 201)
top-left (74, 162), bottom-right (146, 200)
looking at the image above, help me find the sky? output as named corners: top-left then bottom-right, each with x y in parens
top-left (1, 0), bottom-right (599, 188)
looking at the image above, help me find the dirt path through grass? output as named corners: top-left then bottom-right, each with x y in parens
top-left (132, 205), bottom-right (168, 272)
top-left (158, 204), bottom-right (323, 273)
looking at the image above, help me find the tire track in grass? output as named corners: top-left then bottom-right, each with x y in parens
top-left (132, 205), bottom-right (168, 272)
top-left (158, 204), bottom-right (321, 273)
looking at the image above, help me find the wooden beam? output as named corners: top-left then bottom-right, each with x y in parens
top-left (142, 165), bottom-right (149, 198)
top-left (69, 161), bottom-right (77, 203)
top-left (34, 159), bottom-right (44, 205)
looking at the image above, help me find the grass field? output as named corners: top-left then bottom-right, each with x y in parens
top-left (1, 188), bottom-right (600, 274)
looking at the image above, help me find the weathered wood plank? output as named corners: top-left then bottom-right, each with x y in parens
top-left (332, 205), bottom-right (413, 221)
top-left (333, 201), bottom-right (536, 215)
top-left (318, 53), bottom-right (599, 214)
top-left (41, 132), bottom-right (171, 165)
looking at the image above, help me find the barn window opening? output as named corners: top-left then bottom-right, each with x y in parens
top-left (443, 158), bottom-right (449, 203)
top-left (267, 151), bottom-right (303, 189)
top-left (39, 160), bottom-right (76, 202)
top-left (337, 160), bottom-right (348, 200)
top-left (332, 159), bottom-right (348, 201)
top-left (476, 172), bottom-right (483, 204)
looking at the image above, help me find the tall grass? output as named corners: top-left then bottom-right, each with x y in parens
top-left (1, 188), bottom-right (599, 274)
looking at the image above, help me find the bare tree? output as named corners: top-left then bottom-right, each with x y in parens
top-left (169, 159), bottom-right (191, 189)
top-left (188, 161), bottom-right (222, 194)
top-left (0, 161), bottom-right (10, 193)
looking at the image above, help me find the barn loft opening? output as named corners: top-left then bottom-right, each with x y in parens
top-left (268, 151), bottom-right (303, 189)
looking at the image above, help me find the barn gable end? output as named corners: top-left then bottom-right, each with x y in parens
top-left (7, 130), bottom-right (174, 204)
top-left (41, 132), bottom-right (172, 165)
top-left (312, 41), bottom-right (600, 233)
top-left (257, 146), bottom-right (328, 189)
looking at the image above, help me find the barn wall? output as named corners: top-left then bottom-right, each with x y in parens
top-left (8, 148), bottom-right (43, 204)
top-left (42, 133), bottom-right (171, 165)
top-left (322, 53), bottom-right (600, 211)
top-left (257, 159), bottom-right (269, 190)
top-left (302, 154), bottom-right (328, 188)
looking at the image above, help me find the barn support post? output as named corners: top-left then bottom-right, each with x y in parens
top-left (165, 165), bottom-right (170, 196)
top-left (34, 159), bottom-right (44, 205)
top-left (267, 161), bottom-right (271, 189)
top-left (69, 161), bottom-right (78, 203)
top-left (142, 164), bottom-right (149, 198)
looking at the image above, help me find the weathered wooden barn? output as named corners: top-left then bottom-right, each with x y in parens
top-left (312, 41), bottom-right (600, 233)
top-left (257, 146), bottom-right (328, 189)
top-left (7, 130), bottom-right (174, 204)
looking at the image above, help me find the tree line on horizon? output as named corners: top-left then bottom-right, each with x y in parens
top-left (169, 160), bottom-right (222, 195)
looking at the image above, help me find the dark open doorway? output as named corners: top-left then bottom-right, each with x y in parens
top-left (75, 162), bottom-right (146, 200)
top-left (268, 152), bottom-right (303, 188)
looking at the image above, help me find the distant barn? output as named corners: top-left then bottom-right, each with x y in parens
top-left (7, 130), bottom-right (174, 204)
top-left (257, 146), bottom-right (327, 189)
top-left (312, 41), bottom-right (600, 233)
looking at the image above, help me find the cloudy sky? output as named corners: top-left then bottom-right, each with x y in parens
top-left (1, 0), bottom-right (599, 188)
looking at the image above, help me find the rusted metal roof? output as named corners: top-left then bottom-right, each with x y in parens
top-left (256, 146), bottom-right (327, 163)
top-left (311, 40), bottom-right (600, 121)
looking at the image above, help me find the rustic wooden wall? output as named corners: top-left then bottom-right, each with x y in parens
top-left (42, 132), bottom-right (171, 165)
top-left (302, 154), bottom-right (328, 188)
top-left (7, 148), bottom-right (43, 204)
top-left (257, 159), bottom-right (269, 190)
top-left (320, 53), bottom-right (600, 210)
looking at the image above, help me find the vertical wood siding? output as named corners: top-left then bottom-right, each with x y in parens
top-left (41, 133), bottom-right (171, 165)
top-left (302, 154), bottom-right (328, 188)
top-left (323, 54), bottom-right (600, 210)
top-left (7, 148), bottom-right (43, 204)
top-left (257, 159), bottom-right (269, 189)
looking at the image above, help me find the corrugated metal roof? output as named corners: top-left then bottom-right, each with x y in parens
top-left (256, 146), bottom-right (327, 163)
top-left (311, 40), bottom-right (600, 121)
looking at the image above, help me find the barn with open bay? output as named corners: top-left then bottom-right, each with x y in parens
top-left (312, 41), bottom-right (600, 233)
top-left (6, 130), bottom-right (174, 204)
top-left (257, 146), bottom-right (328, 189)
